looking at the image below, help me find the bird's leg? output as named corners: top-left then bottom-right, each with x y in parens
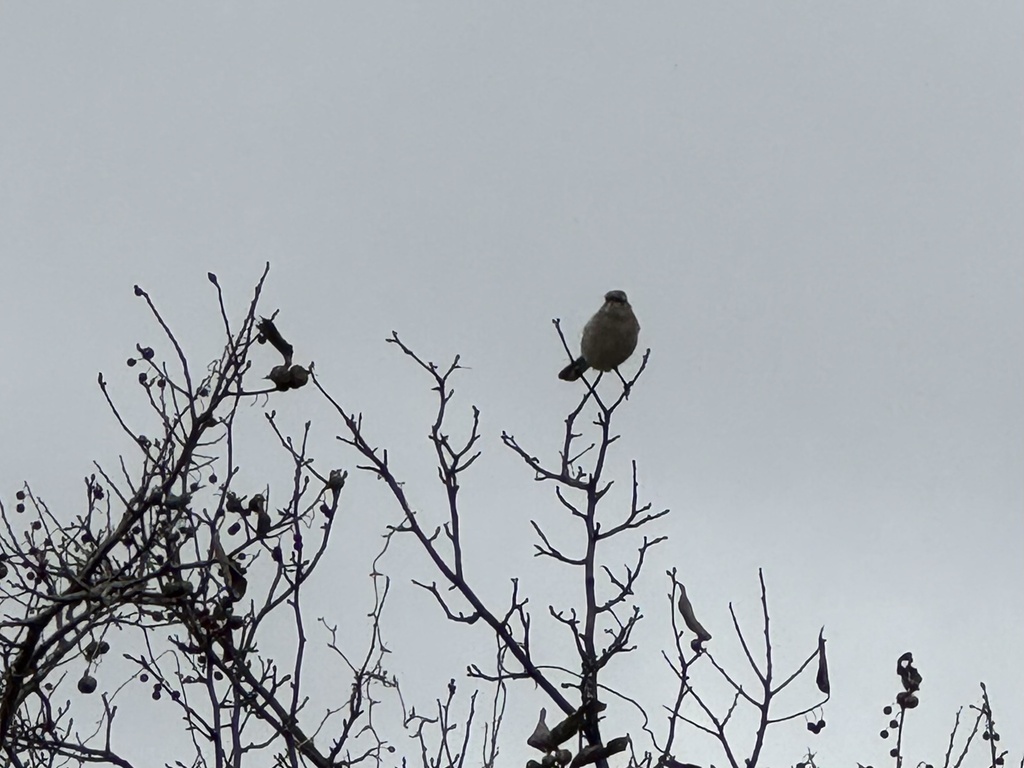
top-left (614, 368), bottom-right (631, 398)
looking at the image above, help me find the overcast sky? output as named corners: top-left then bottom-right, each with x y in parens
top-left (1, 4), bottom-right (1021, 766)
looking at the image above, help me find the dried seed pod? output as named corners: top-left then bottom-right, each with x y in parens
top-left (212, 532), bottom-right (248, 601)
top-left (570, 745), bottom-right (601, 768)
top-left (816, 628), bottom-right (830, 694)
top-left (896, 652), bottom-right (922, 692)
top-left (256, 509), bottom-right (272, 539)
top-left (83, 640), bottom-right (110, 661)
top-left (328, 469), bottom-right (347, 504)
top-left (161, 579), bottom-right (193, 598)
top-left (288, 364), bottom-right (309, 389)
top-left (677, 584), bottom-right (712, 643)
top-left (267, 364), bottom-right (292, 390)
top-left (547, 699), bottom-right (606, 748)
top-left (896, 692), bottom-right (919, 709)
top-left (328, 469), bottom-right (347, 492)
top-left (605, 737), bottom-right (630, 753)
top-left (527, 709), bottom-right (555, 752)
top-left (257, 317), bottom-right (294, 365)
top-left (547, 711), bottom-right (583, 747)
top-left (164, 493), bottom-right (191, 511)
top-left (226, 493), bottom-right (244, 514)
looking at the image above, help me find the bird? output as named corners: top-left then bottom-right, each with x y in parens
top-left (558, 290), bottom-right (640, 381)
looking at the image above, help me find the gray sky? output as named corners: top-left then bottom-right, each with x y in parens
top-left (1, 4), bottom-right (1021, 765)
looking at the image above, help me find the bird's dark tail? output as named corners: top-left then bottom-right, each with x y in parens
top-left (558, 357), bottom-right (589, 381)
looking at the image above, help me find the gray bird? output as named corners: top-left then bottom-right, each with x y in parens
top-left (559, 290), bottom-right (640, 381)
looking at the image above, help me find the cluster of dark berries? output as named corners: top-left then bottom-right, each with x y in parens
top-left (125, 343), bottom-right (155, 368)
top-left (876, 653), bottom-right (925, 758)
top-left (982, 718), bottom-right (1005, 765)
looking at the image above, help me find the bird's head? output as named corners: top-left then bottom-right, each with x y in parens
top-left (604, 290), bottom-right (629, 304)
